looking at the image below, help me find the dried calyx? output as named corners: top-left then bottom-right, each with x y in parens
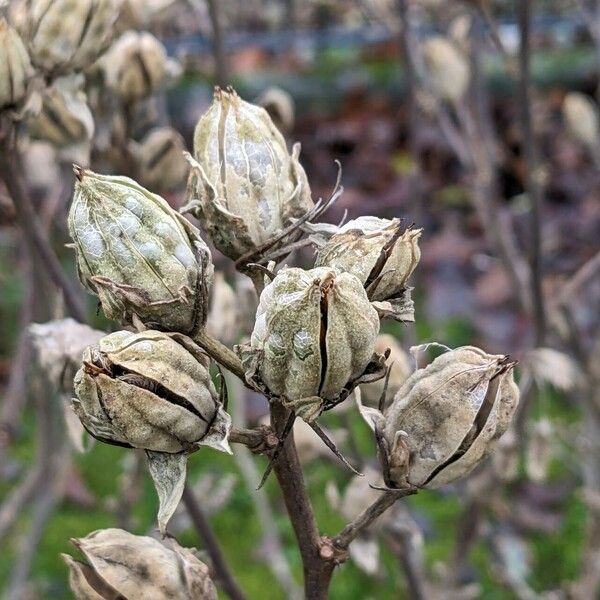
top-left (309, 216), bottom-right (422, 322)
top-left (358, 345), bottom-right (519, 489)
top-left (183, 86), bottom-right (315, 269)
top-left (63, 528), bottom-right (217, 599)
top-left (68, 166), bottom-right (213, 336)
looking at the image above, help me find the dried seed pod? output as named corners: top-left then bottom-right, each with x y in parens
top-left (14, 0), bottom-right (120, 73)
top-left (68, 167), bottom-right (213, 335)
top-left (101, 30), bottom-right (167, 102)
top-left (240, 267), bottom-right (380, 421)
top-left (0, 17), bottom-right (32, 109)
top-left (73, 330), bottom-right (231, 531)
top-left (360, 334), bottom-right (410, 408)
top-left (381, 346), bottom-right (519, 488)
top-left (206, 272), bottom-right (239, 346)
top-left (563, 92), bottom-right (600, 150)
top-left (184, 87), bottom-right (313, 263)
top-left (312, 217), bottom-right (421, 322)
top-left (525, 418), bottom-right (553, 483)
top-left (256, 85), bottom-right (295, 133)
top-left (26, 75), bottom-right (94, 154)
top-left (63, 528), bottom-right (217, 599)
top-left (132, 126), bottom-right (188, 191)
top-left (73, 330), bottom-right (230, 454)
top-left (491, 427), bottom-right (519, 482)
top-left (421, 36), bottom-right (470, 103)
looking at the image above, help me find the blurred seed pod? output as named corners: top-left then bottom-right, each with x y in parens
top-left (0, 17), bottom-right (33, 110)
top-left (101, 30), bottom-right (168, 103)
top-left (13, 0), bottom-right (120, 74)
top-left (63, 528), bottom-right (217, 599)
top-left (491, 427), bottom-right (519, 482)
top-left (525, 418), bottom-right (553, 483)
top-left (26, 74), bottom-right (94, 163)
top-left (563, 92), bottom-right (600, 150)
top-left (256, 86), bottom-right (295, 134)
top-left (421, 36), bottom-right (470, 103)
top-left (360, 334), bottom-right (410, 408)
top-left (206, 272), bottom-right (239, 346)
top-left (131, 126), bottom-right (188, 191)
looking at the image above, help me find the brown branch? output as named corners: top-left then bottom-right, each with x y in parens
top-left (181, 484), bottom-right (247, 600)
top-left (0, 123), bottom-right (86, 323)
top-left (517, 0), bottom-right (546, 346)
top-left (192, 329), bottom-right (246, 381)
top-left (206, 0), bottom-right (228, 86)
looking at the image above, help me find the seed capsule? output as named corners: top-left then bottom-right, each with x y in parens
top-left (0, 18), bottom-right (32, 109)
top-left (26, 75), bottom-right (94, 152)
top-left (68, 167), bottom-right (213, 335)
top-left (313, 217), bottom-right (421, 321)
top-left (185, 87), bottom-right (313, 263)
top-left (563, 92), bottom-right (600, 150)
top-left (14, 0), bottom-right (120, 73)
top-left (382, 346), bottom-right (519, 488)
top-left (73, 330), bottom-right (230, 454)
top-left (132, 126), bottom-right (188, 191)
top-left (63, 528), bottom-right (217, 599)
top-left (240, 267), bottom-right (380, 421)
top-left (421, 36), bottom-right (470, 103)
top-left (101, 30), bottom-right (167, 102)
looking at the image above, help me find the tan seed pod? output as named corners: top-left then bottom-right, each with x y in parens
top-left (101, 30), bottom-right (168, 102)
top-left (256, 85), bottom-right (295, 133)
top-left (14, 0), bottom-right (120, 73)
top-left (131, 126), bottom-right (188, 191)
top-left (421, 36), bottom-right (470, 103)
top-left (0, 17), bottom-right (32, 109)
top-left (563, 92), bottom-right (600, 150)
top-left (382, 346), bottom-right (519, 488)
top-left (206, 272), bottom-right (239, 346)
top-left (63, 528), bottom-right (217, 599)
top-left (185, 87), bottom-right (313, 262)
top-left (525, 418), bottom-right (553, 483)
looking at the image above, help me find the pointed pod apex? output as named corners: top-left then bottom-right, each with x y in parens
top-left (72, 164), bottom-right (85, 181)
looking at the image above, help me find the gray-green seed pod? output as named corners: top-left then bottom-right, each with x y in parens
top-left (73, 330), bottom-right (230, 454)
top-left (63, 528), bottom-right (217, 600)
top-left (14, 0), bottom-right (120, 73)
top-left (241, 267), bottom-right (380, 421)
top-left (421, 36), bottom-right (470, 103)
top-left (101, 30), bottom-right (167, 102)
top-left (383, 346), bottom-right (519, 488)
top-left (26, 75), bottom-right (94, 149)
top-left (0, 17), bottom-right (32, 109)
top-left (68, 167), bottom-right (213, 335)
top-left (185, 87), bottom-right (313, 262)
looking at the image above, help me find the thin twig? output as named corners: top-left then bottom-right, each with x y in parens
top-left (205, 0), bottom-right (228, 86)
top-left (182, 484), bottom-right (247, 600)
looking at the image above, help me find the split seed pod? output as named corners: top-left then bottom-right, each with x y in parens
top-left (184, 87), bottom-right (313, 263)
top-left (312, 217), bottom-right (422, 321)
top-left (14, 0), bottom-right (120, 73)
top-left (131, 126), bottom-right (188, 191)
top-left (240, 267), bottom-right (380, 421)
top-left (421, 36), bottom-right (470, 103)
top-left (73, 330), bottom-right (231, 531)
top-left (0, 18), bottom-right (32, 109)
top-left (63, 528), bottom-right (217, 599)
top-left (26, 75), bottom-right (94, 159)
top-left (68, 167), bottom-right (213, 335)
top-left (102, 30), bottom-right (167, 102)
top-left (367, 346), bottom-right (519, 489)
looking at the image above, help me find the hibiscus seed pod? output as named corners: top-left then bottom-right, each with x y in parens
top-left (15, 0), bottom-right (120, 73)
top-left (63, 528), bottom-right (217, 599)
top-left (101, 30), bottom-right (167, 102)
top-left (132, 126), bottom-right (188, 191)
top-left (26, 74), bottom-right (94, 150)
top-left (68, 167), bottom-right (213, 335)
top-left (314, 217), bottom-right (422, 321)
top-left (421, 36), bottom-right (470, 103)
top-left (0, 17), bottom-right (32, 109)
top-left (184, 86), bottom-right (313, 263)
top-left (240, 267), bottom-right (380, 421)
top-left (383, 346), bottom-right (519, 488)
top-left (72, 330), bottom-right (230, 454)
top-left (563, 92), bottom-right (600, 150)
